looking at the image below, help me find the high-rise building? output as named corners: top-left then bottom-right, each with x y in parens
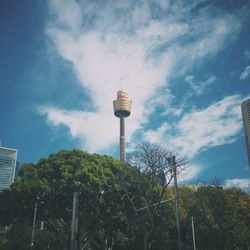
top-left (113, 90), bottom-right (132, 162)
top-left (0, 146), bottom-right (18, 191)
top-left (241, 98), bottom-right (250, 168)
top-left (15, 161), bottom-right (20, 179)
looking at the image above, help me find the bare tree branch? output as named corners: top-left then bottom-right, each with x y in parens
top-left (122, 142), bottom-right (188, 250)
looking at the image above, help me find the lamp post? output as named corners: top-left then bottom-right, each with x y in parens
top-left (70, 191), bottom-right (79, 250)
top-left (191, 216), bottom-right (196, 250)
top-left (170, 156), bottom-right (181, 250)
top-left (30, 202), bottom-right (38, 247)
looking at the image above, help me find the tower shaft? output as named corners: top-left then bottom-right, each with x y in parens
top-left (120, 116), bottom-right (125, 163)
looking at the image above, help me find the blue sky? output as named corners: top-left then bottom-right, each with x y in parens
top-left (1, 0), bottom-right (250, 189)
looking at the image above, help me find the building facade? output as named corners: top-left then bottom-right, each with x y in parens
top-left (0, 146), bottom-right (17, 191)
top-left (241, 98), bottom-right (250, 169)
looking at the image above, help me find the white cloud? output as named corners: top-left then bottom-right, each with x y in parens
top-left (144, 94), bottom-right (245, 157)
top-left (244, 49), bottom-right (250, 61)
top-left (240, 65), bottom-right (250, 80)
top-left (165, 163), bottom-right (204, 185)
top-left (185, 75), bottom-right (217, 95)
top-left (40, 0), bottom-right (243, 154)
top-left (179, 164), bottom-right (203, 183)
top-left (48, 0), bottom-right (82, 31)
top-left (145, 123), bottom-right (170, 144)
top-left (224, 178), bottom-right (250, 190)
top-left (170, 95), bottom-right (244, 157)
top-left (40, 107), bottom-right (118, 152)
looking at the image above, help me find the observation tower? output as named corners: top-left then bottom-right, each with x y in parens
top-left (113, 90), bottom-right (132, 162)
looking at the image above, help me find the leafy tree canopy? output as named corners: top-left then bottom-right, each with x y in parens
top-left (0, 149), bottom-right (249, 250)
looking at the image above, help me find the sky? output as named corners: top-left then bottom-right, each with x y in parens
top-left (1, 0), bottom-right (250, 190)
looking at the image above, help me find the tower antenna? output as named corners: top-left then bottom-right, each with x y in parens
top-left (120, 77), bottom-right (124, 90)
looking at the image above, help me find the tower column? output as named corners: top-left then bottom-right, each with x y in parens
top-left (120, 116), bottom-right (125, 163)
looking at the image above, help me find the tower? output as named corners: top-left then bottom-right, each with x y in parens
top-left (241, 98), bottom-right (250, 169)
top-left (113, 90), bottom-right (132, 162)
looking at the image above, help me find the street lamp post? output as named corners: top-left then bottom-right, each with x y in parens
top-left (30, 202), bottom-right (38, 247)
top-left (171, 156), bottom-right (181, 250)
top-left (70, 191), bottom-right (79, 250)
top-left (191, 216), bottom-right (196, 250)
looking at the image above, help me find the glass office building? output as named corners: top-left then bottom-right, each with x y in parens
top-left (241, 98), bottom-right (250, 169)
top-left (0, 146), bottom-right (17, 191)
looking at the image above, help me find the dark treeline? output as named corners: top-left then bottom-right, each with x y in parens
top-left (0, 149), bottom-right (249, 250)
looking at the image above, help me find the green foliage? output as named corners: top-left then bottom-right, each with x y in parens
top-left (0, 150), bottom-right (169, 249)
top-left (0, 150), bottom-right (249, 250)
top-left (178, 185), bottom-right (250, 250)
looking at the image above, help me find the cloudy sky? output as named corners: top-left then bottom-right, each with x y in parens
top-left (1, 0), bottom-right (250, 189)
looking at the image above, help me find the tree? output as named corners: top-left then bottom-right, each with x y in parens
top-left (2, 149), bottom-right (249, 250)
top-left (188, 185), bottom-right (250, 250)
top-left (0, 150), bottom-right (121, 249)
top-left (123, 142), bottom-right (187, 250)
top-left (0, 149), bottom-right (171, 250)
